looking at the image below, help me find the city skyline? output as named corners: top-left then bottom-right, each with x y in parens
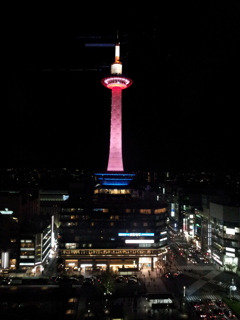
top-left (2, 4), bottom-right (240, 172)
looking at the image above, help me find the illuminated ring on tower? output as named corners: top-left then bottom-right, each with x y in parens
top-left (101, 76), bottom-right (133, 89)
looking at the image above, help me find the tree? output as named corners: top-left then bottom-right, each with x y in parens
top-left (100, 270), bottom-right (116, 295)
top-left (225, 263), bottom-right (236, 273)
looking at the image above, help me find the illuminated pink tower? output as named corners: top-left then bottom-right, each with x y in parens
top-left (101, 42), bottom-right (133, 172)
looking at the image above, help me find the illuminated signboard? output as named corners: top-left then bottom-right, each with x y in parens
top-left (118, 233), bottom-right (154, 237)
top-left (226, 228), bottom-right (235, 235)
top-left (0, 208), bottom-right (13, 215)
top-left (125, 240), bottom-right (154, 244)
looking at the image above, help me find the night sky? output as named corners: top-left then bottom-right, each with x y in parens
top-left (2, 3), bottom-right (240, 172)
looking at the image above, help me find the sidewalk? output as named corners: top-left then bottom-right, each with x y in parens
top-left (138, 268), bottom-right (168, 294)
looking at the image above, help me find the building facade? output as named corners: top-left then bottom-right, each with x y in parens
top-left (210, 202), bottom-right (240, 270)
top-left (58, 179), bottom-right (169, 273)
top-left (19, 215), bottom-right (55, 274)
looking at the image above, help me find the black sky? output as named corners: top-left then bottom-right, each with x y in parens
top-left (2, 3), bottom-right (240, 172)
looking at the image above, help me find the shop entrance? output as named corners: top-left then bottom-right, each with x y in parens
top-left (139, 257), bottom-right (152, 270)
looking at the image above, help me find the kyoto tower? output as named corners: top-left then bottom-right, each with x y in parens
top-left (102, 42), bottom-right (133, 172)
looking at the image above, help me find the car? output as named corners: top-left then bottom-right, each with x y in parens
top-left (213, 308), bottom-right (224, 316)
top-left (49, 276), bottom-right (63, 283)
top-left (2, 277), bottom-right (12, 285)
top-left (128, 275), bottom-right (137, 281)
top-left (205, 298), bottom-right (214, 306)
top-left (224, 308), bottom-right (236, 318)
top-left (215, 300), bottom-right (226, 308)
top-left (128, 278), bottom-right (138, 284)
top-left (195, 308), bottom-right (207, 318)
top-left (82, 278), bottom-right (94, 286)
top-left (207, 312), bottom-right (216, 319)
top-left (115, 276), bottom-right (126, 283)
top-left (191, 300), bottom-right (202, 309)
top-left (189, 258), bottom-right (197, 264)
top-left (173, 271), bottom-right (182, 277)
top-left (69, 277), bottom-right (79, 283)
top-left (164, 272), bottom-right (173, 279)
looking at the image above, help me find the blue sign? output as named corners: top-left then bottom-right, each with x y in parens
top-left (118, 233), bottom-right (154, 237)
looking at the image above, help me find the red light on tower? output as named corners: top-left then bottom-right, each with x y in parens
top-left (101, 43), bottom-right (133, 172)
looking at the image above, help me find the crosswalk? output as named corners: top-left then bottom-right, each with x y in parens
top-left (186, 292), bottom-right (240, 302)
top-left (208, 278), bottom-right (228, 288)
top-left (186, 294), bottom-right (221, 301)
top-left (177, 265), bottom-right (214, 271)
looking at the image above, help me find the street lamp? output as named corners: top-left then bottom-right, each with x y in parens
top-left (183, 286), bottom-right (186, 298)
top-left (229, 278), bottom-right (237, 300)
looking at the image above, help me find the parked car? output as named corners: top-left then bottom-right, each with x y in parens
top-left (69, 276), bottom-right (79, 283)
top-left (48, 276), bottom-right (63, 283)
top-left (82, 277), bottom-right (94, 286)
top-left (115, 276), bottom-right (126, 283)
top-left (128, 276), bottom-right (138, 284)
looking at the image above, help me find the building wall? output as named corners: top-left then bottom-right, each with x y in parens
top-left (210, 202), bottom-right (240, 270)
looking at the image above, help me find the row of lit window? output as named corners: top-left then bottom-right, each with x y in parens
top-left (20, 244), bottom-right (34, 248)
top-left (61, 208), bottom-right (167, 214)
top-left (62, 221), bottom-right (150, 227)
top-left (62, 249), bottom-right (155, 255)
top-left (62, 208), bottom-right (83, 212)
top-left (61, 215), bottom-right (159, 222)
top-left (94, 189), bottom-right (131, 195)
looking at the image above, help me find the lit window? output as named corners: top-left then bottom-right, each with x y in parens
top-left (66, 243), bottom-right (76, 249)
top-left (154, 208), bottom-right (167, 214)
top-left (140, 209), bottom-right (151, 214)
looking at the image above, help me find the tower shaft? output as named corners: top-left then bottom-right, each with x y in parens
top-left (107, 87), bottom-right (123, 171)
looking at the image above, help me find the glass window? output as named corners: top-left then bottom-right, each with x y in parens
top-left (66, 243), bottom-right (76, 249)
